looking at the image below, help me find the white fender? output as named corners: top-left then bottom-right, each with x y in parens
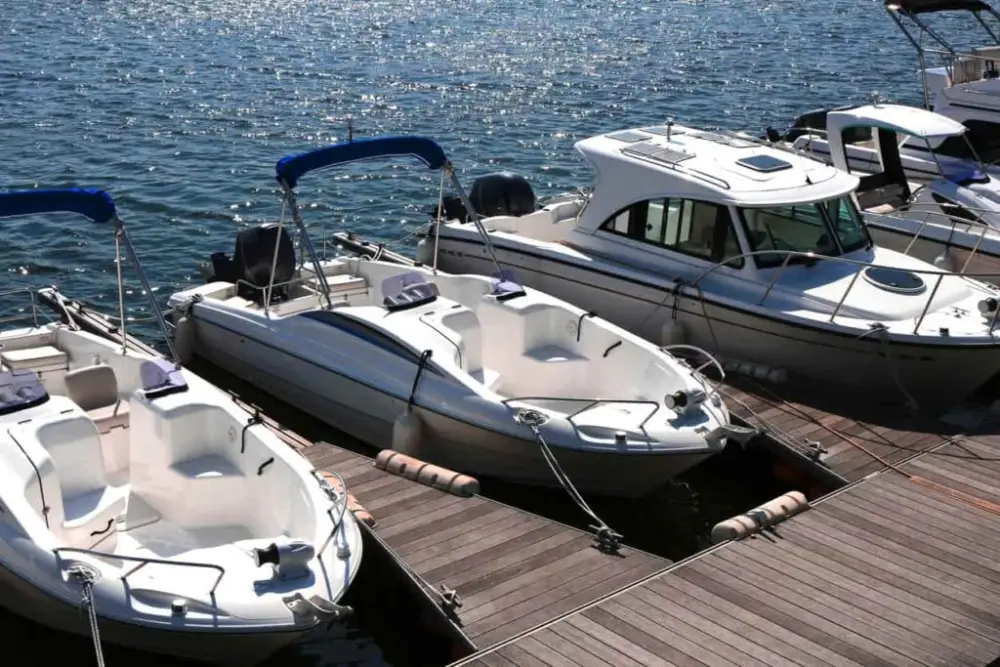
top-left (174, 315), bottom-right (196, 365)
top-left (391, 410), bottom-right (423, 455)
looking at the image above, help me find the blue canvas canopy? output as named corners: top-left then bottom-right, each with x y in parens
top-left (0, 188), bottom-right (116, 224)
top-left (275, 136), bottom-right (448, 188)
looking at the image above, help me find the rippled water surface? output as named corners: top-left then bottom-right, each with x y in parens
top-left (0, 0), bottom-right (973, 664)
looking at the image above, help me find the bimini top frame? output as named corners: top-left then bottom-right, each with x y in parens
top-left (274, 135), bottom-right (512, 309)
top-left (0, 188), bottom-right (179, 362)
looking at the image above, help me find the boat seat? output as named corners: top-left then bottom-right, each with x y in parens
top-left (28, 411), bottom-right (125, 548)
top-left (64, 364), bottom-right (129, 434)
top-left (0, 345), bottom-right (68, 374)
top-left (434, 306), bottom-right (483, 375)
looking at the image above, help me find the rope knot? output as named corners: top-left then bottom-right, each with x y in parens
top-left (512, 408), bottom-right (549, 428)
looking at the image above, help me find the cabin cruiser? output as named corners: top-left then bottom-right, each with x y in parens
top-left (0, 189), bottom-right (362, 665)
top-left (769, 102), bottom-right (1000, 277)
top-left (167, 136), bottom-right (737, 499)
top-left (885, 0), bottom-right (1000, 144)
top-left (419, 123), bottom-right (1000, 410)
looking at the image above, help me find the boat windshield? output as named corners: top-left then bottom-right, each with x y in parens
top-left (737, 196), bottom-right (870, 268)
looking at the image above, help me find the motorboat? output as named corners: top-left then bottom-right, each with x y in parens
top-left (885, 0), bottom-right (1000, 142)
top-left (418, 122), bottom-right (1000, 411)
top-left (0, 189), bottom-right (362, 664)
top-left (768, 102), bottom-right (1000, 277)
top-left (167, 136), bottom-right (737, 499)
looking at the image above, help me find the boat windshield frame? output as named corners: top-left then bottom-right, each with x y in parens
top-left (735, 196), bottom-right (873, 269)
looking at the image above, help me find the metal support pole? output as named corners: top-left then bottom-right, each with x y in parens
top-left (281, 184), bottom-right (334, 309)
top-left (446, 163), bottom-right (509, 280)
top-left (117, 220), bottom-right (182, 364)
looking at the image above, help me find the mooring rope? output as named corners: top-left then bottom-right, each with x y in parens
top-left (69, 565), bottom-right (106, 667)
top-left (511, 408), bottom-right (622, 555)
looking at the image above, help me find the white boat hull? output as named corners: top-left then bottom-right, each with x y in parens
top-left (191, 316), bottom-right (715, 498)
top-left (433, 238), bottom-right (1000, 407)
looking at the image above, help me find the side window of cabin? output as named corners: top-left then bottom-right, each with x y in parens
top-left (932, 120), bottom-right (1000, 164)
top-left (930, 192), bottom-right (980, 223)
top-left (599, 199), bottom-right (743, 268)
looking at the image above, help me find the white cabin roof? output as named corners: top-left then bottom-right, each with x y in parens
top-left (827, 104), bottom-right (966, 140)
top-left (573, 124), bottom-right (859, 233)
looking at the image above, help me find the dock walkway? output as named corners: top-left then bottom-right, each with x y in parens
top-left (456, 432), bottom-right (1000, 667)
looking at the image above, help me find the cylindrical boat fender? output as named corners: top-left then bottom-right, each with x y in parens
top-left (391, 410), bottom-right (423, 456)
top-left (660, 320), bottom-right (685, 346)
top-left (710, 491), bottom-right (809, 544)
top-left (173, 314), bottom-right (196, 366)
top-left (415, 236), bottom-right (436, 266)
top-left (933, 250), bottom-right (956, 273)
top-left (374, 450), bottom-right (480, 497)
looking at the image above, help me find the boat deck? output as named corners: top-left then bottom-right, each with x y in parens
top-left (455, 432), bottom-right (1000, 667)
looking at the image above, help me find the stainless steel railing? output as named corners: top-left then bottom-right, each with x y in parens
top-left (688, 248), bottom-right (1000, 335)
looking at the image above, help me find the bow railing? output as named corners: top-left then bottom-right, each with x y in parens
top-left (688, 248), bottom-right (1000, 335)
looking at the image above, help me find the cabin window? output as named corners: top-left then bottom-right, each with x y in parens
top-left (738, 196), bottom-right (870, 268)
top-left (929, 120), bottom-right (1000, 164)
top-left (599, 198), bottom-right (744, 268)
top-left (930, 192), bottom-right (980, 223)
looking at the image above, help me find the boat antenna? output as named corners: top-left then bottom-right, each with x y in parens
top-left (112, 214), bottom-right (182, 365)
top-left (347, 116), bottom-right (354, 143)
top-left (666, 117), bottom-right (674, 141)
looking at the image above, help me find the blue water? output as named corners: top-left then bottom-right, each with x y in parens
top-left (0, 0), bottom-right (973, 664)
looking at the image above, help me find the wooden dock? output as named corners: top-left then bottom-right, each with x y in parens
top-left (720, 374), bottom-right (961, 487)
top-left (455, 431), bottom-right (1000, 667)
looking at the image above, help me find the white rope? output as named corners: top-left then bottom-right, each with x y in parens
top-left (432, 169), bottom-right (445, 274)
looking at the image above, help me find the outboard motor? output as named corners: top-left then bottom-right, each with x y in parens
top-left (782, 105), bottom-right (869, 144)
top-left (206, 224), bottom-right (296, 304)
top-left (469, 172), bottom-right (537, 218)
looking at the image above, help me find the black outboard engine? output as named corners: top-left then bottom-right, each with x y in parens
top-left (206, 224), bottom-right (296, 305)
top-left (469, 172), bottom-right (536, 218)
top-left (782, 105), bottom-right (870, 144)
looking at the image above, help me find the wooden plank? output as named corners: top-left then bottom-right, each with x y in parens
top-left (705, 547), bottom-right (932, 666)
top-left (614, 590), bottom-right (769, 667)
top-left (532, 627), bottom-right (615, 667)
top-left (726, 540), bottom-right (985, 666)
top-left (649, 576), bottom-right (854, 667)
top-left (674, 560), bottom-right (907, 666)
top-left (751, 528), bottom-right (1000, 662)
top-left (548, 618), bottom-right (645, 667)
top-left (626, 584), bottom-right (806, 667)
top-left (780, 523), bottom-right (1000, 642)
top-left (470, 555), bottom-right (666, 647)
top-left (566, 614), bottom-right (676, 667)
top-left (422, 524), bottom-right (578, 586)
top-left (584, 604), bottom-right (707, 667)
top-left (791, 512), bottom-right (1000, 616)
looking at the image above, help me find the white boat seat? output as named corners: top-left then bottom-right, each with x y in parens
top-left (0, 345), bottom-right (68, 374)
top-left (64, 364), bottom-right (129, 434)
top-left (27, 411), bottom-right (125, 548)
